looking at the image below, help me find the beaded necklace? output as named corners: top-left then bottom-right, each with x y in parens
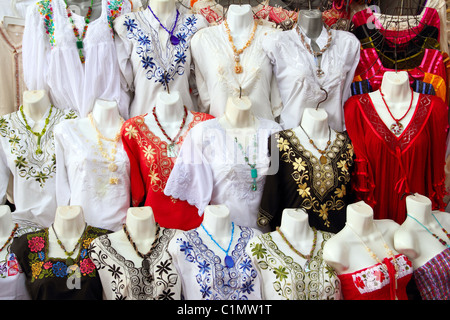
top-left (297, 24), bottom-right (332, 78)
top-left (123, 223), bottom-right (161, 271)
top-left (152, 105), bottom-right (188, 158)
top-left (20, 105), bottom-right (54, 155)
top-left (88, 113), bottom-right (125, 184)
top-left (0, 223), bottom-right (18, 252)
top-left (147, 6), bottom-right (180, 46)
top-left (223, 19), bottom-right (258, 74)
top-left (276, 226), bottom-right (317, 272)
top-left (406, 213), bottom-right (450, 248)
top-left (235, 134), bottom-right (258, 191)
top-left (379, 87), bottom-right (414, 136)
top-left (65, 0), bottom-right (94, 63)
top-left (346, 223), bottom-right (399, 299)
top-left (201, 222), bottom-right (235, 268)
top-left (299, 124), bottom-right (332, 165)
top-left (51, 223), bottom-right (87, 266)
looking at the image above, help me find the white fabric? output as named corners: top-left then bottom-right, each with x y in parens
top-left (164, 117), bottom-right (281, 231)
top-left (0, 244), bottom-right (30, 300)
top-left (114, 8), bottom-right (208, 118)
top-left (22, 0), bottom-right (131, 118)
top-left (262, 25), bottom-right (360, 131)
top-left (0, 106), bottom-right (77, 228)
top-left (54, 118), bottom-right (131, 232)
top-left (191, 22), bottom-right (283, 120)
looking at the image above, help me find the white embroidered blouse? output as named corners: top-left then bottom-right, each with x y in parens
top-left (114, 8), bottom-right (208, 118)
top-left (191, 22), bottom-right (283, 120)
top-left (164, 117), bottom-right (281, 231)
top-left (262, 25), bottom-right (360, 131)
top-left (54, 119), bottom-right (131, 232)
top-left (22, 0), bottom-right (131, 118)
top-left (0, 107), bottom-right (77, 229)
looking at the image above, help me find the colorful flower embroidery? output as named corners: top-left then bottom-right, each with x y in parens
top-left (37, 0), bottom-right (56, 48)
top-left (107, 0), bottom-right (124, 38)
top-left (28, 236), bottom-right (45, 253)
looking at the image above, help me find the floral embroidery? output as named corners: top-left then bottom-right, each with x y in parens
top-left (124, 13), bottom-right (200, 90)
top-left (37, 0), bottom-right (56, 48)
top-left (107, 0), bottom-right (124, 38)
top-left (0, 253), bottom-right (23, 278)
top-left (25, 226), bottom-right (109, 282)
top-left (176, 225), bottom-right (259, 300)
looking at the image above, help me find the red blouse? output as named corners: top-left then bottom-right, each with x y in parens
top-left (344, 93), bottom-right (448, 223)
top-left (121, 111), bottom-right (214, 230)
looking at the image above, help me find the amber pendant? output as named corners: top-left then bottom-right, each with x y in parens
top-left (235, 63), bottom-right (243, 74)
top-left (320, 155), bottom-right (328, 164)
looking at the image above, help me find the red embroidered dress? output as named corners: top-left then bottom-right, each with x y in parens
top-left (121, 111), bottom-right (214, 230)
top-left (344, 93), bottom-right (448, 223)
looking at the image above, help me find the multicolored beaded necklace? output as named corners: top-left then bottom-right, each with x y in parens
top-left (123, 223), bottom-right (161, 272)
top-left (406, 213), bottom-right (450, 248)
top-left (0, 224), bottom-right (18, 252)
top-left (299, 124), bottom-right (332, 165)
top-left (51, 223), bottom-right (87, 266)
top-left (65, 0), bottom-right (94, 63)
top-left (20, 105), bottom-right (54, 155)
top-left (147, 6), bottom-right (180, 46)
top-left (152, 105), bottom-right (188, 158)
top-left (235, 134), bottom-right (258, 191)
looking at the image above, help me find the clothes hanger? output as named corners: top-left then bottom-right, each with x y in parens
top-left (2, 0), bottom-right (25, 28)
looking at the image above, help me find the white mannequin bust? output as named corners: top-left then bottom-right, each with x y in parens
top-left (368, 71), bottom-right (418, 135)
top-left (292, 108), bottom-right (336, 160)
top-left (0, 205), bottom-right (16, 261)
top-left (200, 204), bottom-right (234, 259)
top-left (107, 206), bottom-right (158, 265)
top-left (147, 0), bottom-right (177, 54)
top-left (48, 205), bottom-right (87, 260)
top-left (323, 201), bottom-right (400, 274)
top-left (22, 90), bottom-right (52, 129)
top-left (219, 95), bottom-right (258, 149)
top-left (225, 4), bottom-right (254, 49)
top-left (394, 194), bottom-right (450, 269)
top-left (298, 9), bottom-right (323, 40)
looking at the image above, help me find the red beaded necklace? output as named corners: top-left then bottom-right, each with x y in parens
top-left (152, 105), bottom-right (188, 157)
top-left (379, 87), bottom-right (414, 135)
top-left (65, 0), bottom-right (94, 63)
top-left (0, 223), bottom-right (18, 252)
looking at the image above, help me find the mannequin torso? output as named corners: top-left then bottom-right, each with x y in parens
top-left (394, 194), bottom-right (450, 268)
top-left (292, 108), bottom-right (337, 160)
top-left (323, 201), bottom-right (400, 274)
top-left (368, 71), bottom-right (419, 135)
top-left (298, 9), bottom-right (324, 68)
top-left (277, 208), bottom-right (316, 254)
top-left (200, 205), bottom-right (233, 257)
top-left (21, 90), bottom-right (52, 133)
top-left (225, 4), bottom-right (254, 50)
top-left (147, 0), bottom-right (177, 56)
top-left (47, 205), bottom-right (87, 260)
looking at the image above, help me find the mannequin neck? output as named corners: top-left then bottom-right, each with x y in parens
top-left (124, 207), bottom-right (157, 241)
top-left (0, 206), bottom-right (14, 237)
top-left (201, 205), bottom-right (232, 239)
top-left (91, 99), bottom-right (123, 140)
top-left (52, 206), bottom-right (86, 239)
top-left (278, 209), bottom-right (313, 241)
top-left (405, 194), bottom-right (433, 224)
top-left (154, 91), bottom-right (185, 123)
top-left (147, 0), bottom-right (176, 21)
top-left (298, 9), bottom-right (323, 40)
top-left (226, 4), bottom-right (254, 34)
top-left (345, 202), bottom-right (376, 236)
top-left (22, 90), bottom-right (52, 123)
top-left (300, 108), bottom-right (329, 139)
top-left (220, 96), bottom-right (256, 129)
top-left (380, 71), bottom-right (411, 103)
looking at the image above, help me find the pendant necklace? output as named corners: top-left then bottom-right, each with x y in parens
top-left (65, 0), bottom-right (94, 63)
top-left (347, 223), bottom-right (399, 299)
top-left (276, 226), bottom-right (317, 272)
top-left (0, 223), bottom-right (18, 252)
top-left (147, 6), bottom-right (180, 46)
top-left (201, 222), bottom-right (235, 268)
top-left (223, 19), bottom-right (258, 74)
top-left (152, 105), bottom-right (188, 158)
top-left (380, 87), bottom-right (414, 136)
top-left (88, 113), bottom-right (125, 184)
top-left (51, 223), bottom-right (87, 267)
top-left (235, 134), bottom-right (258, 191)
top-left (20, 105), bottom-right (54, 155)
top-left (297, 25), bottom-right (332, 78)
top-left (406, 213), bottom-right (450, 248)
top-left (299, 124), bottom-right (332, 165)
top-left (123, 223), bottom-right (161, 275)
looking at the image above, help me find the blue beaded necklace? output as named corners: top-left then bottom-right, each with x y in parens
top-left (407, 213), bottom-right (450, 248)
top-left (147, 5), bottom-right (180, 46)
top-left (201, 222), bottom-right (235, 268)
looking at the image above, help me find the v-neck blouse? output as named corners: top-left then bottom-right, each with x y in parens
top-left (344, 93), bottom-right (448, 223)
top-left (23, 0), bottom-right (131, 118)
